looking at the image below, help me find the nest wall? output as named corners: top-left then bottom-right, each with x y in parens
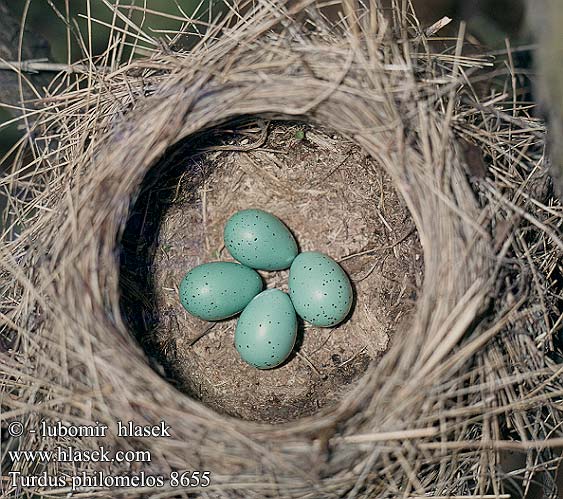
top-left (1, 1), bottom-right (563, 498)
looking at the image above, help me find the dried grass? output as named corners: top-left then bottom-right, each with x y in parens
top-left (1, 0), bottom-right (563, 497)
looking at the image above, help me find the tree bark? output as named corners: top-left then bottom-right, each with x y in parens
top-left (0, 1), bottom-right (52, 116)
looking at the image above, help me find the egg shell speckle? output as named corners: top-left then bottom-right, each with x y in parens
top-left (179, 262), bottom-right (263, 321)
top-left (289, 251), bottom-right (353, 327)
top-left (224, 209), bottom-right (298, 271)
top-left (235, 289), bottom-right (297, 369)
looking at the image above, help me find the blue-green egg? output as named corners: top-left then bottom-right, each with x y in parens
top-left (235, 289), bottom-right (297, 369)
top-left (224, 209), bottom-right (298, 271)
top-left (179, 262), bottom-right (262, 321)
top-left (289, 251), bottom-right (353, 327)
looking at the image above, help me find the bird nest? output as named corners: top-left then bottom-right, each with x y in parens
top-left (1, 1), bottom-right (563, 498)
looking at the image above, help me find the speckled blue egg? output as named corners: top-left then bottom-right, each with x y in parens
top-left (179, 262), bottom-right (262, 321)
top-left (224, 209), bottom-right (298, 271)
top-left (235, 289), bottom-right (297, 369)
top-left (289, 251), bottom-right (353, 327)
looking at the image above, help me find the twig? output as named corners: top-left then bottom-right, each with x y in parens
top-left (0, 59), bottom-right (93, 74)
top-left (188, 323), bottom-right (217, 346)
top-left (295, 350), bottom-right (325, 379)
top-left (339, 227), bottom-right (415, 262)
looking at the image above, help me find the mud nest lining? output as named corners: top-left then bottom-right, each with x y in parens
top-left (2, 2), bottom-right (563, 498)
top-left (120, 121), bottom-right (422, 423)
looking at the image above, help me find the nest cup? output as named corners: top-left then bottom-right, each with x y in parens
top-left (2, 1), bottom-right (563, 497)
top-left (120, 119), bottom-right (422, 423)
